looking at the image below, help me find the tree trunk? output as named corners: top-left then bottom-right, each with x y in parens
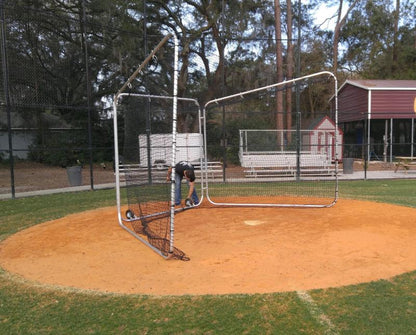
top-left (286, 0), bottom-right (294, 141)
top-left (274, 0), bottom-right (284, 148)
top-left (392, 0), bottom-right (400, 74)
top-left (333, 0), bottom-right (359, 74)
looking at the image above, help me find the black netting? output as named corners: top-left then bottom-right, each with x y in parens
top-left (203, 73), bottom-right (339, 206)
top-left (117, 95), bottom-right (201, 261)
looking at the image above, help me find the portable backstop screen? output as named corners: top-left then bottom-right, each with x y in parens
top-left (113, 33), bottom-right (198, 260)
top-left (202, 71), bottom-right (339, 208)
top-left (113, 33), bottom-right (339, 260)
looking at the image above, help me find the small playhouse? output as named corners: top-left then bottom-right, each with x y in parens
top-left (239, 116), bottom-right (343, 165)
top-left (307, 116), bottom-right (343, 161)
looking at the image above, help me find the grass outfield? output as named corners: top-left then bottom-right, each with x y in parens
top-left (1, 180), bottom-right (415, 334)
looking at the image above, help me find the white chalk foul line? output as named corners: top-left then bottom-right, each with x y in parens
top-left (296, 290), bottom-right (340, 335)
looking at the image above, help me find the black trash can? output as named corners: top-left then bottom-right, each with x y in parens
top-left (343, 158), bottom-right (354, 174)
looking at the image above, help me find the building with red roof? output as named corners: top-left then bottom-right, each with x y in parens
top-left (336, 80), bottom-right (416, 160)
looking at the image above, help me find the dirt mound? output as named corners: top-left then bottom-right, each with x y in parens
top-left (1, 199), bottom-right (415, 295)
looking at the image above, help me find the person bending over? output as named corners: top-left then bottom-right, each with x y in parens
top-left (167, 161), bottom-right (199, 206)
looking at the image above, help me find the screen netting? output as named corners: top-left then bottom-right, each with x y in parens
top-left (116, 94), bottom-right (201, 260)
top-left (115, 64), bottom-right (338, 260)
top-left (202, 71), bottom-right (339, 207)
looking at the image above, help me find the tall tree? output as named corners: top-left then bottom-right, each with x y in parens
top-left (333, 0), bottom-right (359, 74)
top-left (149, 0), bottom-right (269, 102)
top-left (274, 0), bottom-right (284, 141)
top-left (286, 0), bottom-right (294, 134)
top-left (392, 0), bottom-right (400, 73)
top-left (339, 0), bottom-right (415, 78)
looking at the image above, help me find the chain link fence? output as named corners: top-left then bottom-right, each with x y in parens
top-left (1, 2), bottom-right (415, 199)
top-left (0, 1), bottom-right (145, 197)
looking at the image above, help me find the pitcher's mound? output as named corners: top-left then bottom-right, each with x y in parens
top-left (1, 199), bottom-right (416, 295)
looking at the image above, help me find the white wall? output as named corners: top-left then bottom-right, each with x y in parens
top-left (138, 133), bottom-right (203, 166)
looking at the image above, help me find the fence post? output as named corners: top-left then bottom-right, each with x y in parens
top-left (0, 0), bottom-right (15, 198)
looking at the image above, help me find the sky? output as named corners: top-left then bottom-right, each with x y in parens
top-left (310, 2), bottom-right (349, 31)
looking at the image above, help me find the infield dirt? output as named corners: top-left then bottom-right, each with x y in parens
top-left (1, 198), bottom-right (416, 295)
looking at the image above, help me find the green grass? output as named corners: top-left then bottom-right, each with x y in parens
top-left (1, 180), bottom-right (416, 334)
top-left (338, 179), bottom-right (416, 208)
top-left (309, 273), bottom-right (416, 335)
top-left (0, 189), bottom-right (121, 240)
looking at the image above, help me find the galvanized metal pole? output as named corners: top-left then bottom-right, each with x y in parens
top-left (169, 32), bottom-right (179, 255)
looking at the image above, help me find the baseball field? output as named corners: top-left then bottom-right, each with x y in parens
top-left (1, 179), bottom-right (415, 334)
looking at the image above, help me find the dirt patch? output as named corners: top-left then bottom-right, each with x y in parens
top-left (0, 161), bottom-right (115, 194)
top-left (1, 198), bottom-right (416, 296)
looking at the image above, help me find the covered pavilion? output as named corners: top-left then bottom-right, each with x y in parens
top-left (336, 80), bottom-right (416, 161)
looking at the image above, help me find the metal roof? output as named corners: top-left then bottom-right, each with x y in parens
top-left (340, 79), bottom-right (416, 91)
top-left (336, 79), bottom-right (416, 122)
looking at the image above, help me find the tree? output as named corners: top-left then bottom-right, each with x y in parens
top-left (339, 0), bottom-right (416, 79)
top-left (392, 0), bottom-right (400, 73)
top-left (274, 0), bottom-right (284, 141)
top-left (286, 0), bottom-right (294, 134)
top-left (332, 0), bottom-right (359, 74)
